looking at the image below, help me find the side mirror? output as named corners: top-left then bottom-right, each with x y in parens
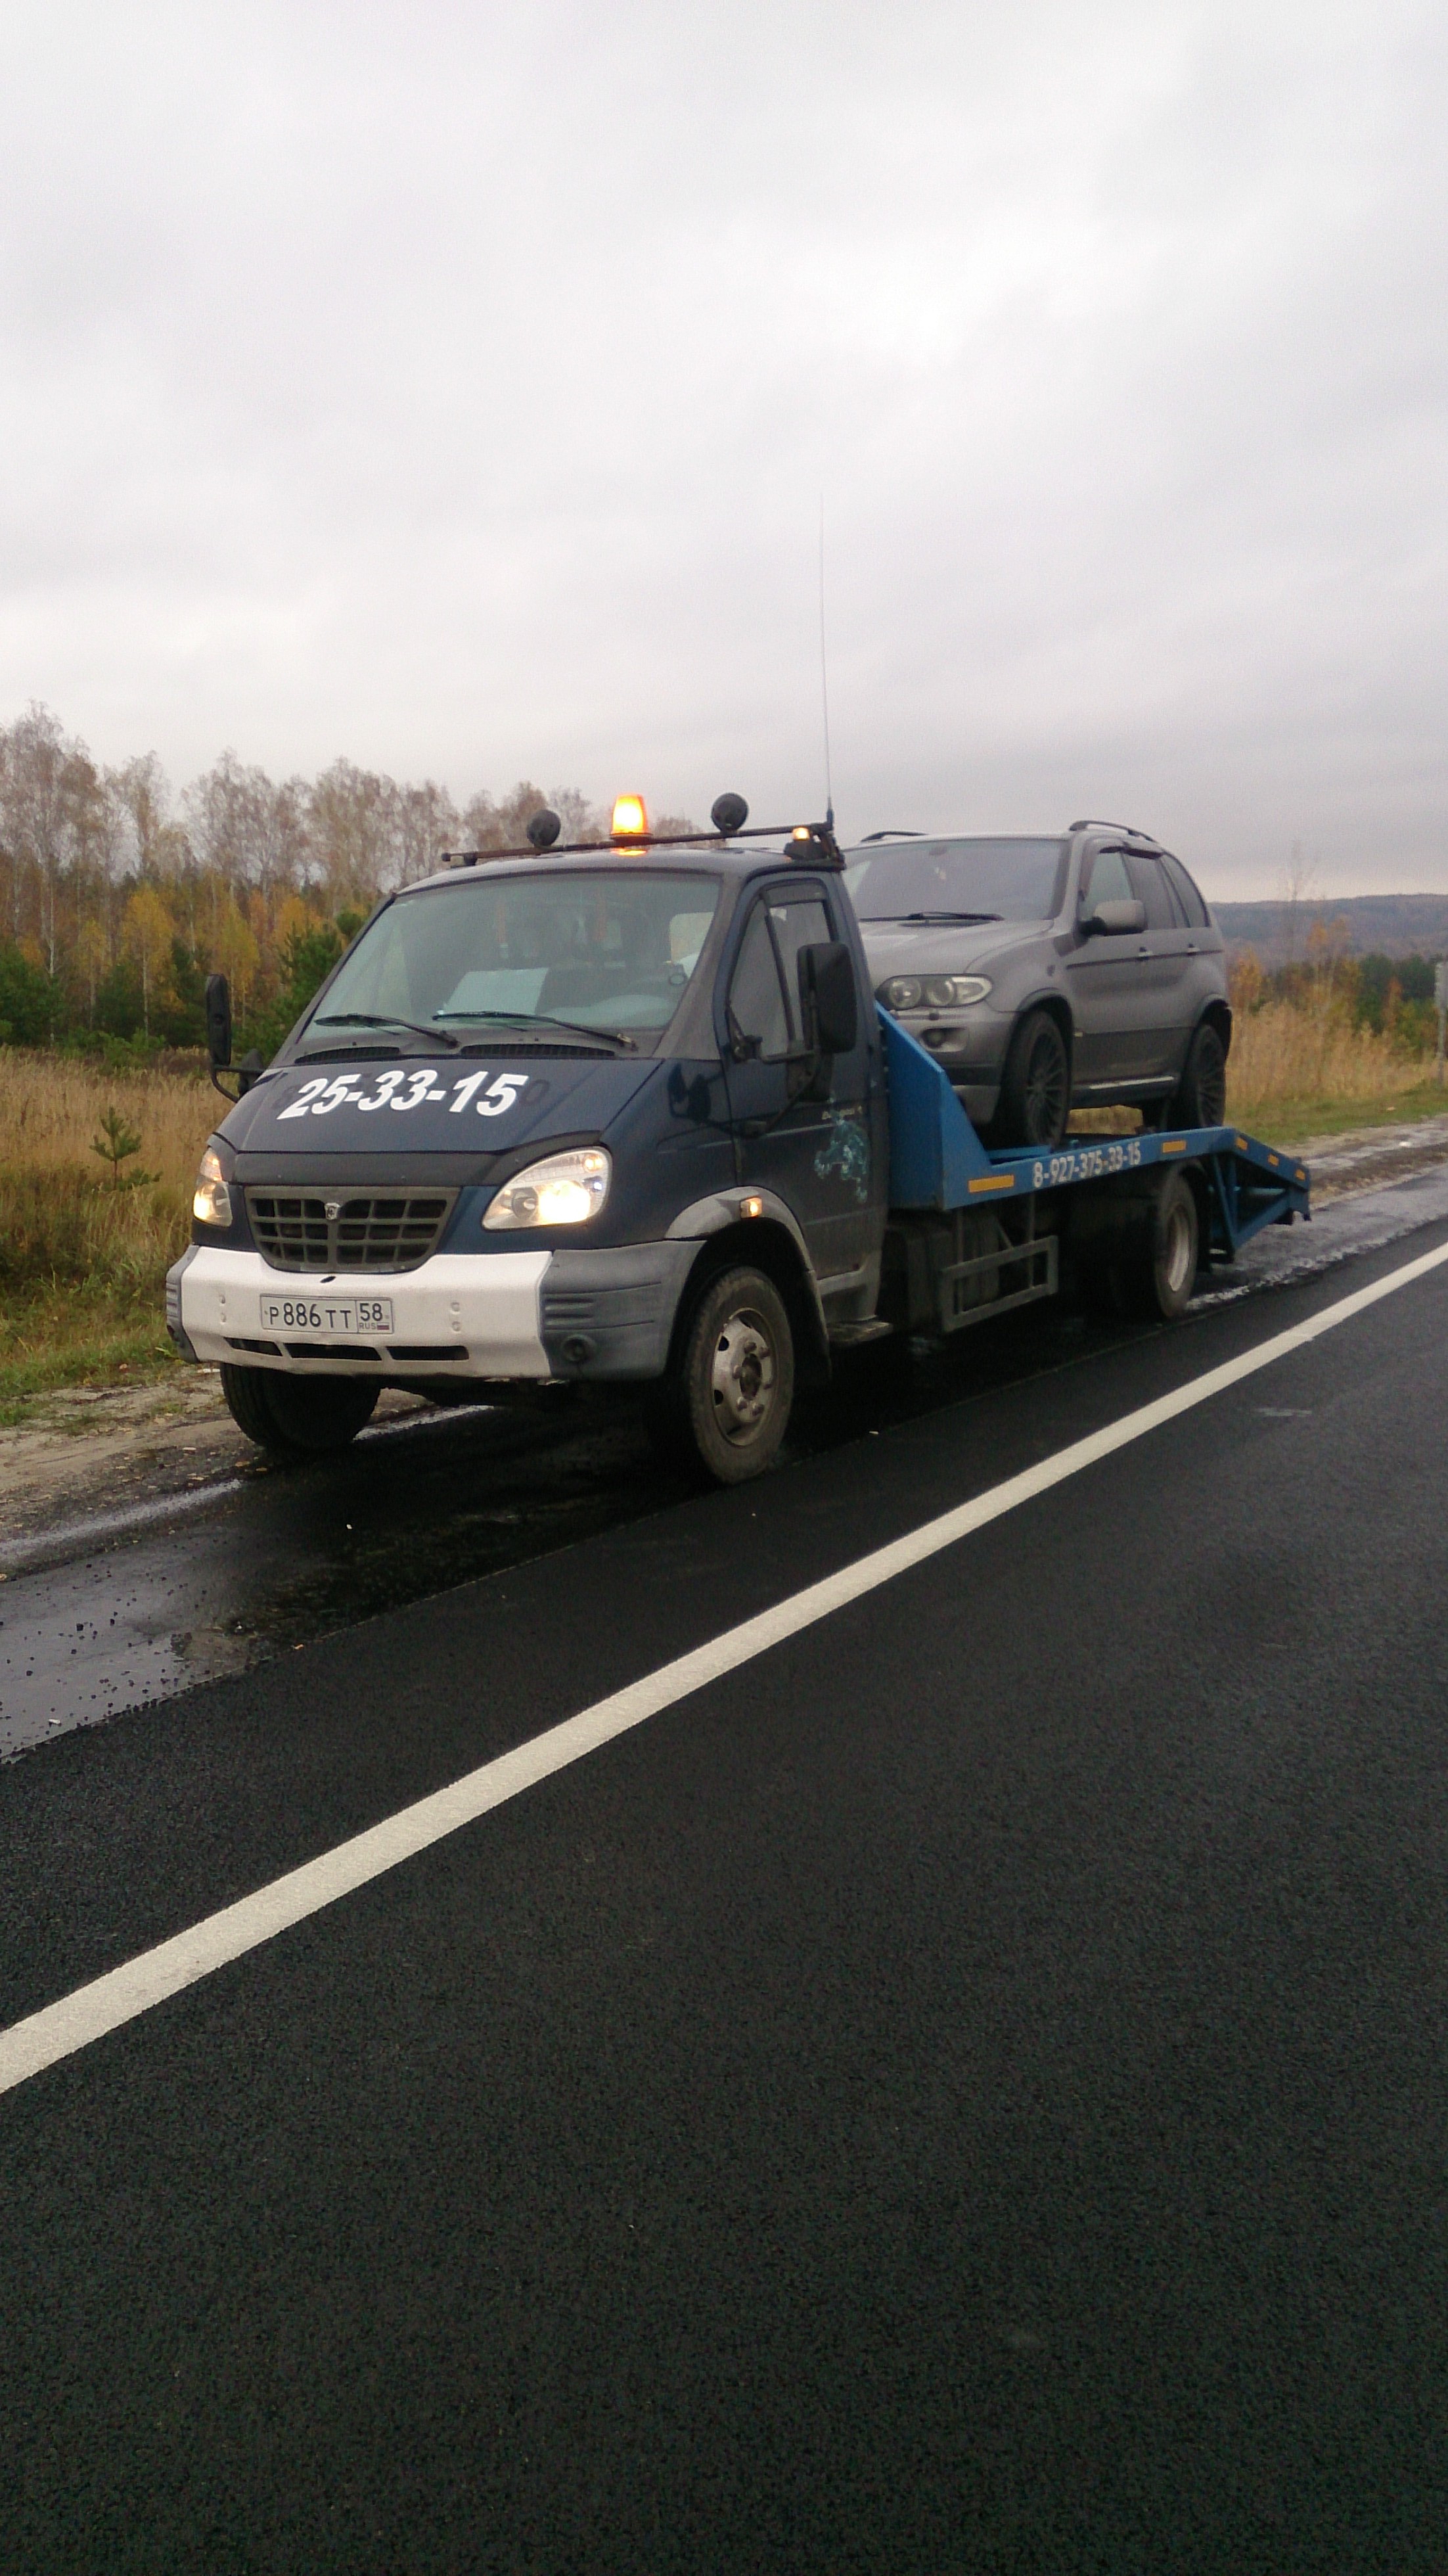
top-left (1082, 898), bottom-right (1146, 937)
top-left (798, 942), bottom-right (859, 1055)
top-left (205, 973), bottom-right (232, 1069)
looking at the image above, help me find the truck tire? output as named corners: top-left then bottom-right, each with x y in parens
top-left (1123, 1170), bottom-right (1200, 1320)
top-left (989, 1009), bottom-right (1070, 1149)
top-left (1169, 1020), bottom-right (1228, 1130)
top-left (220, 1364), bottom-right (378, 1457)
top-left (662, 1265), bottom-right (796, 1484)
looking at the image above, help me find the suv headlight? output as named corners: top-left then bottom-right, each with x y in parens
top-left (483, 1147), bottom-right (611, 1231)
top-left (878, 973), bottom-right (992, 1010)
top-left (192, 1145), bottom-right (233, 1228)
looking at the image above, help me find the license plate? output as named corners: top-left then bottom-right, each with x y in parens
top-left (260, 1295), bottom-right (394, 1336)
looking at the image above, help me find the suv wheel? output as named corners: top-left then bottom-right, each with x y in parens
top-left (1169, 1021), bottom-right (1228, 1130)
top-left (990, 1009), bottom-right (1070, 1149)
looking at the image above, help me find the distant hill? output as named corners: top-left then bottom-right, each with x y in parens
top-left (1211, 895), bottom-right (1448, 963)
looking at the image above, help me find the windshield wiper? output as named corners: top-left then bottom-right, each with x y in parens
top-left (433, 1009), bottom-right (637, 1055)
top-left (865, 909), bottom-right (1004, 925)
top-left (313, 1012), bottom-right (462, 1050)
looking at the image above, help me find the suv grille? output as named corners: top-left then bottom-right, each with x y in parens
top-left (247, 1191), bottom-right (456, 1274)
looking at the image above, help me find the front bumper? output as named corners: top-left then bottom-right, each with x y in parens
top-left (896, 1018), bottom-right (1003, 1131)
top-left (168, 1241), bottom-right (697, 1384)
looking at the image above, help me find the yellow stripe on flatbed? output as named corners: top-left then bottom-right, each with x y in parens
top-left (968, 1172), bottom-right (1016, 1194)
top-left (1161, 1137), bottom-right (1187, 1154)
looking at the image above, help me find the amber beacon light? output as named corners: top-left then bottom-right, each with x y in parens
top-left (610, 793), bottom-right (649, 842)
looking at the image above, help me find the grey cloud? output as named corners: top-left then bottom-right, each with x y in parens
top-left (1, 0), bottom-right (1445, 896)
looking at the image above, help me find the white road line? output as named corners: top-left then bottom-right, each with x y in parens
top-left (3, 1235), bottom-right (1447, 2102)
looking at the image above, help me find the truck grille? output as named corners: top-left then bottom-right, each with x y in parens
top-left (247, 1190), bottom-right (456, 1273)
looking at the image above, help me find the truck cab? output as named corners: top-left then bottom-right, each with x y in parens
top-left (170, 820), bottom-right (887, 1482)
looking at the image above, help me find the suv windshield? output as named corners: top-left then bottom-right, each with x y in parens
top-left (845, 837), bottom-right (1067, 923)
top-left (302, 870), bottom-right (722, 1047)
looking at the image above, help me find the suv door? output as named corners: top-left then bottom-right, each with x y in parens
top-left (722, 879), bottom-right (876, 1286)
top-left (1064, 844), bottom-right (1147, 1086)
top-left (1123, 849), bottom-right (1194, 1079)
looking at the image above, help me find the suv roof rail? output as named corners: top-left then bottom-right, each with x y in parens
top-left (1068, 817), bottom-right (1158, 844)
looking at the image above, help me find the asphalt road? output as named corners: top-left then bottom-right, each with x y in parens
top-left (3, 1209), bottom-right (1448, 2570)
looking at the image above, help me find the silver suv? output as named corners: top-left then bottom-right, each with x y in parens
top-left (844, 821), bottom-right (1231, 1149)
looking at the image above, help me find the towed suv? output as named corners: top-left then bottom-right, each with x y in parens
top-left (845, 821), bottom-right (1231, 1149)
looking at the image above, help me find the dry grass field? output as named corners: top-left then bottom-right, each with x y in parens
top-left (1224, 1001), bottom-right (1437, 1135)
top-left (0, 1052), bottom-right (214, 1418)
top-left (0, 1010), bottom-right (1441, 1417)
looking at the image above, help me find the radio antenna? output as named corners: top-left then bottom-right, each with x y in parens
top-left (818, 495), bottom-right (834, 831)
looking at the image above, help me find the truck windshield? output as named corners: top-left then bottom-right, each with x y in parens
top-left (845, 837), bottom-right (1067, 923)
top-left (304, 870), bottom-right (722, 1046)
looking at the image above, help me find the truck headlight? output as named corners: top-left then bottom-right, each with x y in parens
top-left (879, 973), bottom-right (992, 1010)
top-left (192, 1146), bottom-right (233, 1228)
top-left (483, 1147), bottom-right (611, 1230)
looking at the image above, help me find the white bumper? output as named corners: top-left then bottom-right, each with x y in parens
top-left (178, 1245), bottom-right (552, 1377)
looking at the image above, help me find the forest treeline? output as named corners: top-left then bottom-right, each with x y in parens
top-left (1, 701), bottom-right (1441, 1065)
top-left (0, 702), bottom-right (694, 1060)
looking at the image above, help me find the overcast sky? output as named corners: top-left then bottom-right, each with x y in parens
top-left (2, 1), bottom-right (1445, 897)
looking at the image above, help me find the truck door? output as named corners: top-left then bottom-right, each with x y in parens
top-left (722, 879), bottom-right (878, 1287)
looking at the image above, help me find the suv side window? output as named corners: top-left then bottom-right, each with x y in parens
top-left (1124, 852), bottom-right (1179, 931)
top-left (1160, 852), bottom-right (1210, 929)
top-left (1081, 847), bottom-right (1134, 913)
top-left (728, 886), bottom-right (832, 1059)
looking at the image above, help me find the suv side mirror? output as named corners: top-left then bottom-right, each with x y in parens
top-left (798, 942), bottom-right (859, 1054)
top-left (205, 973), bottom-right (232, 1069)
top-left (1081, 898), bottom-right (1146, 937)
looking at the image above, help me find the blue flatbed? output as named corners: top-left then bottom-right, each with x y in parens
top-left (882, 1009), bottom-right (1309, 1261)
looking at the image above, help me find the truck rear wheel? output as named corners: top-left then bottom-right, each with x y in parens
top-left (656, 1266), bottom-right (796, 1484)
top-left (1127, 1170), bottom-right (1200, 1320)
top-left (220, 1364), bottom-right (379, 1457)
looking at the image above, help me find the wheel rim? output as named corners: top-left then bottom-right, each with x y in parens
top-left (1024, 1030), bottom-right (1068, 1143)
top-left (710, 1307), bottom-right (777, 1445)
top-left (1162, 1202), bottom-right (1194, 1297)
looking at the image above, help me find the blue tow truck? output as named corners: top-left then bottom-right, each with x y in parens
top-left (167, 801), bottom-right (1309, 1483)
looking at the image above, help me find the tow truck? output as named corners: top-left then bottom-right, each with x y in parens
top-left (166, 798), bottom-right (1309, 1483)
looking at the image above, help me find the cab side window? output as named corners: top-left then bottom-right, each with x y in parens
top-left (767, 897), bottom-right (832, 1044)
top-left (728, 904), bottom-right (790, 1059)
top-left (727, 889), bottom-right (834, 1058)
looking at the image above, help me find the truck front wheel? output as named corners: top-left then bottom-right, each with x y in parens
top-left (220, 1364), bottom-right (379, 1457)
top-left (654, 1266), bottom-right (796, 1484)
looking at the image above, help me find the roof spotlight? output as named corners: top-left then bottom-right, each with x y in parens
top-left (710, 791), bottom-right (749, 837)
top-left (611, 793), bottom-right (649, 842)
top-left (526, 806), bottom-right (562, 850)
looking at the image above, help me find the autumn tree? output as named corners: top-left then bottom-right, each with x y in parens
top-left (123, 885), bottom-right (175, 1035)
